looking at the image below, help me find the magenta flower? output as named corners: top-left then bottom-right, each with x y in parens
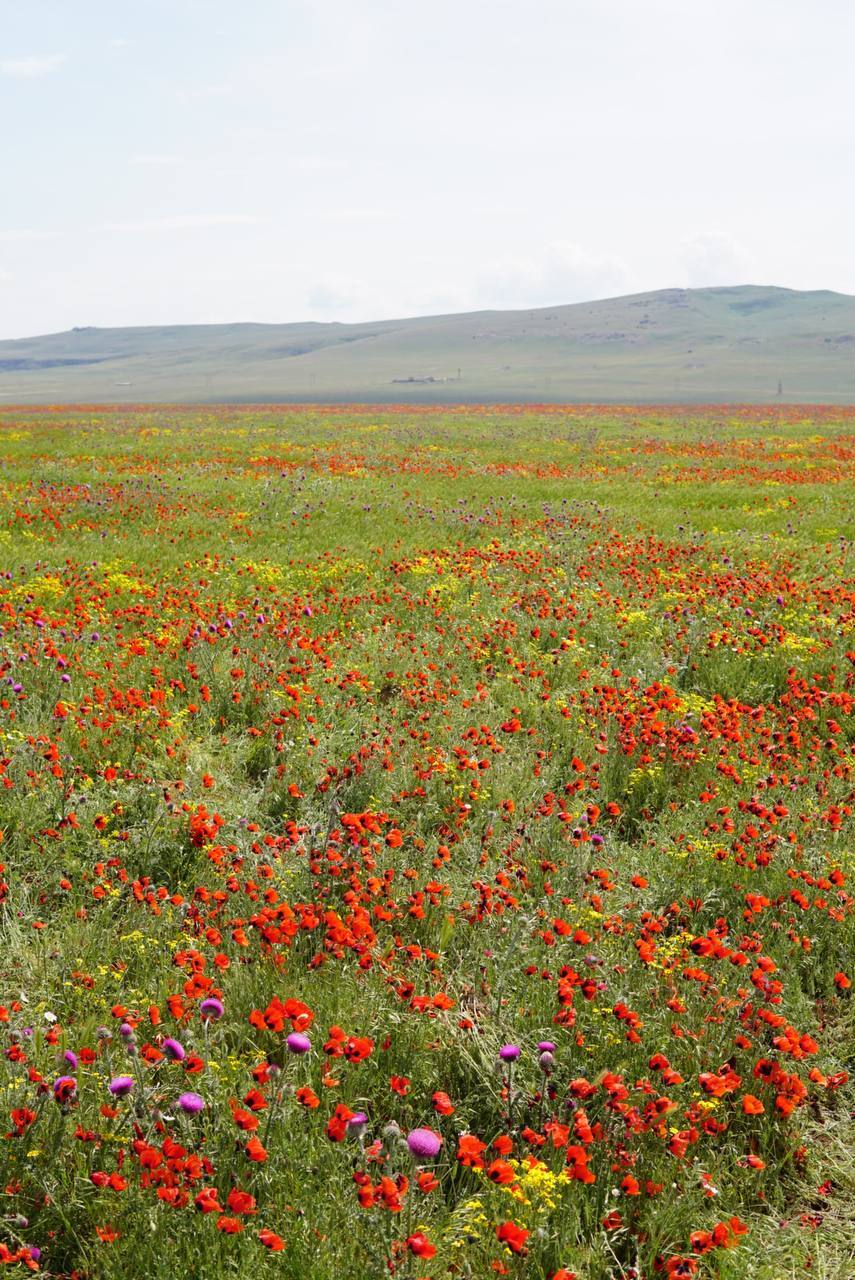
top-left (177, 1091), bottom-right (205, 1114)
top-left (162, 1037), bottom-right (186, 1061)
top-left (406, 1128), bottom-right (442, 1159)
top-left (199, 998), bottom-right (224, 1021)
top-left (499, 1044), bottom-right (520, 1062)
top-left (108, 1076), bottom-right (134, 1097)
top-left (286, 1032), bottom-right (311, 1054)
top-left (347, 1111), bottom-right (368, 1139)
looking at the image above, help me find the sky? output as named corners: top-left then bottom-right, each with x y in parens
top-left (2, 0), bottom-right (854, 339)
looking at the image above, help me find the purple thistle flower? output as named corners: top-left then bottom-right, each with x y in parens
top-left (347, 1111), bottom-right (368, 1139)
top-left (199, 997), bottom-right (224, 1021)
top-left (499, 1044), bottom-right (520, 1062)
top-left (406, 1128), bottom-right (442, 1159)
top-left (162, 1037), bottom-right (186, 1061)
top-left (177, 1091), bottom-right (205, 1114)
top-left (286, 1031), bottom-right (311, 1054)
top-left (108, 1076), bottom-right (134, 1097)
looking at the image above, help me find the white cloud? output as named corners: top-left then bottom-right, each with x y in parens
top-left (305, 268), bottom-right (471, 321)
top-left (680, 231), bottom-right (753, 286)
top-left (294, 156), bottom-right (348, 173)
top-left (322, 208), bottom-right (395, 222)
top-left (130, 154), bottom-right (184, 166)
top-left (0, 229), bottom-right (56, 242)
top-left (99, 214), bottom-right (267, 232)
top-left (475, 241), bottom-right (635, 308)
top-left (1, 53), bottom-right (67, 78)
top-left (177, 83), bottom-right (234, 99)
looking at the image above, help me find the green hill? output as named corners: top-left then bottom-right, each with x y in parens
top-left (2, 284), bottom-right (855, 403)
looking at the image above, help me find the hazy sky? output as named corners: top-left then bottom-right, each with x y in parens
top-left (2, 0), bottom-right (854, 338)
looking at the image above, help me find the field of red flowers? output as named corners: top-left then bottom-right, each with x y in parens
top-left (0, 405), bottom-right (851, 1279)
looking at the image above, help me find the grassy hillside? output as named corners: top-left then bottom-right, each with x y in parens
top-left (2, 284), bottom-right (855, 403)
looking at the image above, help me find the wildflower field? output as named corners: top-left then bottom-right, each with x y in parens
top-left (0, 403), bottom-right (852, 1280)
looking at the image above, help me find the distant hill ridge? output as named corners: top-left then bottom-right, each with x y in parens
top-left (2, 284), bottom-right (855, 403)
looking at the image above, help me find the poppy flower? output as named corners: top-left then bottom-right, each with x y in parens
top-left (326, 1103), bottom-right (355, 1142)
top-left (195, 1188), bottom-right (222, 1214)
top-left (457, 1134), bottom-right (487, 1167)
top-left (496, 1221), bottom-right (530, 1254)
top-left (258, 1228), bottom-right (285, 1251)
top-left (432, 1090), bottom-right (455, 1115)
top-left (406, 1232), bottom-right (436, 1259)
top-left (227, 1189), bottom-right (257, 1215)
top-left (486, 1159), bottom-right (516, 1185)
top-left (53, 1076), bottom-right (77, 1104)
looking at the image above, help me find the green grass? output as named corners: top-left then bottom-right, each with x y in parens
top-left (0, 404), bottom-right (851, 1279)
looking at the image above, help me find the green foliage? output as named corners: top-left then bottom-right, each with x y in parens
top-left (0, 405), bottom-right (851, 1279)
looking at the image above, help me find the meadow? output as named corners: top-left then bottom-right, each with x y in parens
top-left (0, 403), bottom-right (851, 1279)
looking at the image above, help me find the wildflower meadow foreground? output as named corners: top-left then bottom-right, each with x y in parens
top-left (0, 404), bottom-right (851, 1280)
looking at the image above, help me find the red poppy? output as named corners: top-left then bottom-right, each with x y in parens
top-left (486, 1159), bottom-right (516, 1185)
top-left (245, 1137), bottom-right (268, 1162)
top-left (194, 1188), bottom-right (222, 1214)
top-left (457, 1134), bottom-right (487, 1167)
top-left (216, 1216), bottom-right (243, 1234)
top-left (258, 1228), bottom-right (285, 1251)
top-left (326, 1103), bottom-right (356, 1142)
top-left (227, 1188), bottom-right (257, 1215)
top-left (496, 1221), bottom-right (530, 1254)
top-left (406, 1232), bottom-right (436, 1259)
